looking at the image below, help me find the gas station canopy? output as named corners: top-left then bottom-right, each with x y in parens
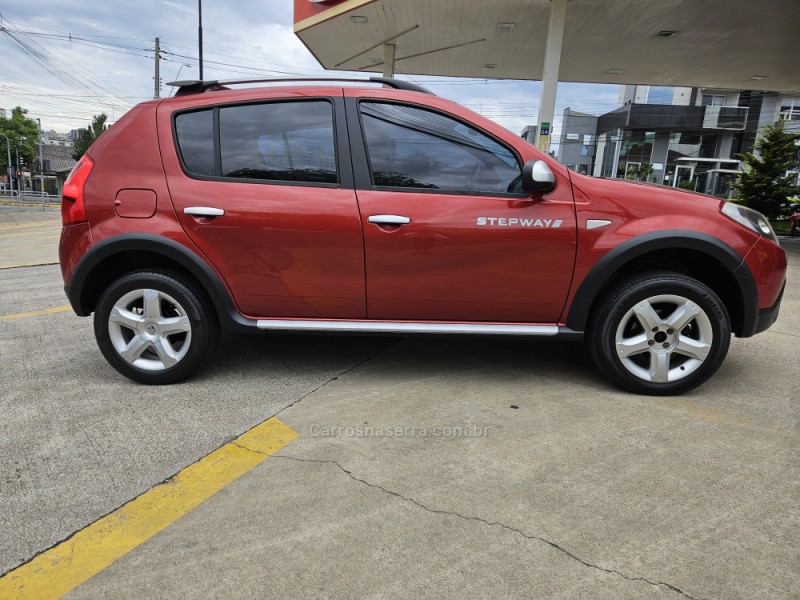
top-left (294, 0), bottom-right (798, 93)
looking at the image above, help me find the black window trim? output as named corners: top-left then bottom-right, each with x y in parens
top-left (172, 96), bottom-right (350, 189)
top-left (352, 98), bottom-right (529, 199)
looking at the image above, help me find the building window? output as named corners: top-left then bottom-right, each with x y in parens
top-left (616, 130), bottom-right (655, 178)
top-left (647, 86), bottom-right (674, 105)
top-left (699, 134), bottom-right (720, 159)
top-left (702, 95), bottom-right (726, 107)
top-left (780, 98), bottom-right (800, 121)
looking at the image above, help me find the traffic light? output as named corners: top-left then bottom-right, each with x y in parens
top-left (18, 156), bottom-right (24, 167)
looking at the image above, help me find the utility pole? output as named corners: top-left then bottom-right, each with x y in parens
top-left (154, 37), bottom-right (161, 99)
top-left (15, 137), bottom-right (23, 192)
top-left (37, 118), bottom-right (44, 205)
top-left (0, 133), bottom-right (12, 193)
top-left (198, 1), bottom-right (204, 80)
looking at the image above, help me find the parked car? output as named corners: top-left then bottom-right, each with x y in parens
top-left (58, 77), bottom-right (787, 394)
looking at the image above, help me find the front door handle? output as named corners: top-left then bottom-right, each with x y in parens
top-left (184, 206), bottom-right (225, 217)
top-left (368, 214), bottom-right (411, 226)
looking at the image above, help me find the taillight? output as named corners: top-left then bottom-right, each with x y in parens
top-left (61, 155), bottom-right (94, 225)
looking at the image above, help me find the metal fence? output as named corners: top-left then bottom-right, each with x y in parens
top-left (0, 190), bottom-right (59, 211)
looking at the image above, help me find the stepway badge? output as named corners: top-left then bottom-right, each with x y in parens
top-left (476, 217), bottom-right (563, 228)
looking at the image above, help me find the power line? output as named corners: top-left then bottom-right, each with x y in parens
top-left (0, 11), bottom-right (623, 135)
top-left (0, 20), bottom-right (133, 110)
top-left (0, 18), bottom-right (155, 44)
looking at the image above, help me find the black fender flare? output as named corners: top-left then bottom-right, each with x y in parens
top-left (66, 233), bottom-right (255, 332)
top-left (565, 230), bottom-right (758, 337)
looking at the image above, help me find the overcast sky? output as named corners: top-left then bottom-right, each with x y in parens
top-left (0, 1), bottom-right (622, 154)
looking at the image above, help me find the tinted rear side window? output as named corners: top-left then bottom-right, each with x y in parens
top-left (219, 101), bottom-right (337, 184)
top-left (175, 109), bottom-right (215, 176)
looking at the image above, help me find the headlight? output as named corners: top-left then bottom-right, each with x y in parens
top-left (721, 202), bottom-right (778, 243)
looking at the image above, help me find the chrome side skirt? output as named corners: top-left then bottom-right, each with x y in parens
top-left (255, 319), bottom-right (561, 336)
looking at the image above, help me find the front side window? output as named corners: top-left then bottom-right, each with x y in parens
top-left (360, 102), bottom-right (521, 194)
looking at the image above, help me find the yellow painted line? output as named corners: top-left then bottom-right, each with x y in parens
top-left (0, 221), bottom-right (59, 232)
top-left (0, 305), bottom-right (72, 321)
top-left (0, 230), bottom-right (60, 238)
top-left (0, 263), bottom-right (59, 270)
top-left (0, 417), bottom-right (298, 600)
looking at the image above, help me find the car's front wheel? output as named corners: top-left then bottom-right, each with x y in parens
top-left (94, 270), bottom-right (219, 384)
top-left (588, 272), bottom-right (731, 395)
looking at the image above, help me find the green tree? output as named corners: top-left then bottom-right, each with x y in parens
top-left (734, 121), bottom-right (800, 218)
top-left (72, 114), bottom-right (108, 160)
top-left (635, 163), bottom-right (655, 182)
top-left (0, 106), bottom-right (39, 176)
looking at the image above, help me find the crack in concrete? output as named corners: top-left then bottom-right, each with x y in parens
top-left (271, 338), bottom-right (404, 421)
top-left (275, 455), bottom-right (701, 600)
top-left (767, 329), bottom-right (800, 339)
top-left (0, 340), bottom-right (404, 578)
top-left (230, 441), bottom-right (269, 456)
top-left (217, 339), bottom-right (403, 456)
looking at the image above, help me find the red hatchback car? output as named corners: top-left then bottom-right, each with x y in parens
top-left (59, 77), bottom-right (787, 394)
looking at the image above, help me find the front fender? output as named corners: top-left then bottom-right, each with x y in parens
top-left (564, 230), bottom-right (759, 336)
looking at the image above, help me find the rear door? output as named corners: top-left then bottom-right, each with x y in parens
top-left (159, 91), bottom-right (366, 319)
top-left (346, 96), bottom-right (577, 323)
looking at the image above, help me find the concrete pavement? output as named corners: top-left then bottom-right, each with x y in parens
top-left (0, 211), bottom-right (798, 599)
top-left (69, 328), bottom-right (800, 599)
top-left (0, 211), bottom-right (61, 269)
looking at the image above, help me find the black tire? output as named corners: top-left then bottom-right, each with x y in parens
top-left (94, 270), bottom-right (220, 384)
top-left (588, 271), bottom-right (731, 395)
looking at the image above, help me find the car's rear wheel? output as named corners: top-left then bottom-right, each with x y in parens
top-left (94, 270), bottom-right (219, 384)
top-left (588, 272), bottom-right (731, 395)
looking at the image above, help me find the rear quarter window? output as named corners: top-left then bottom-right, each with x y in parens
top-left (174, 110), bottom-right (215, 176)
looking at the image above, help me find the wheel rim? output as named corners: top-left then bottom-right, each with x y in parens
top-left (614, 294), bottom-right (713, 384)
top-left (107, 288), bottom-right (192, 372)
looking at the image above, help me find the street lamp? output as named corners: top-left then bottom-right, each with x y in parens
top-left (0, 132), bottom-right (12, 193)
top-left (171, 63), bottom-right (193, 96)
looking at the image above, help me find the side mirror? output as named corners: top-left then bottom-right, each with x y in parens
top-left (522, 160), bottom-right (557, 194)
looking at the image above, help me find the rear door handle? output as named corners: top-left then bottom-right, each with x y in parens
top-left (184, 206), bottom-right (225, 217)
top-left (368, 215), bottom-right (411, 226)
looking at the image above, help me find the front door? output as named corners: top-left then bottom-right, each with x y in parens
top-left (351, 100), bottom-right (576, 323)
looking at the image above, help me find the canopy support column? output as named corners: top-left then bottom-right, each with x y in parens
top-left (535, 0), bottom-right (568, 152)
top-left (383, 44), bottom-right (396, 78)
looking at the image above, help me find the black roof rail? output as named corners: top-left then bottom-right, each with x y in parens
top-left (367, 77), bottom-right (433, 94)
top-left (166, 76), bottom-right (434, 97)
